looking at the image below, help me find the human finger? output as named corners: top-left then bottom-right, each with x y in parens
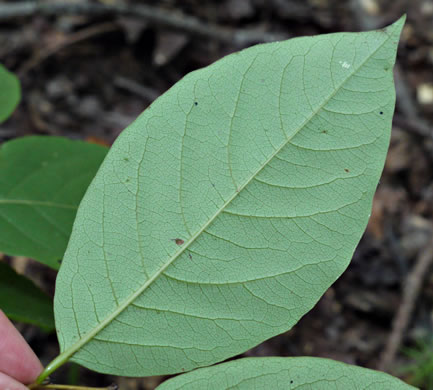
top-left (0, 310), bottom-right (43, 384)
top-left (0, 371), bottom-right (29, 390)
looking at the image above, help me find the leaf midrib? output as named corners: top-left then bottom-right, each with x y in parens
top-left (54, 30), bottom-right (392, 367)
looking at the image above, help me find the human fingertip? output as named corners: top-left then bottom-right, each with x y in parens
top-left (0, 371), bottom-right (29, 390)
top-left (0, 311), bottom-right (43, 384)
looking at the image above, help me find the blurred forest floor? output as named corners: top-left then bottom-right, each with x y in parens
top-left (1, 0), bottom-right (433, 389)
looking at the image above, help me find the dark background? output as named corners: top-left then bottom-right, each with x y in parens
top-left (1, 0), bottom-right (433, 389)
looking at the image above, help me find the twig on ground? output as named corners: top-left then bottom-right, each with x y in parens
top-left (393, 67), bottom-right (433, 146)
top-left (18, 22), bottom-right (120, 75)
top-left (393, 114), bottom-right (433, 141)
top-left (114, 76), bottom-right (160, 102)
top-left (393, 66), bottom-right (433, 158)
top-left (0, 1), bottom-right (287, 46)
top-left (378, 238), bottom-right (433, 372)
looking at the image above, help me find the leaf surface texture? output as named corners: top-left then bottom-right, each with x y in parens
top-left (55, 19), bottom-right (404, 376)
top-left (157, 357), bottom-right (416, 389)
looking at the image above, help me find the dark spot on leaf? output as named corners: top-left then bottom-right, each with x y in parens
top-left (194, 101), bottom-right (198, 106)
top-left (57, 259), bottom-right (62, 264)
top-left (321, 130), bottom-right (327, 134)
top-left (188, 253), bottom-right (192, 260)
top-left (126, 178), bottom-right (130, 183)
top-left (290, 380), bottom-right (294, 384)
top-left (344, 168), bottom-right (350, 173)
top-left (174, 238), bottom-right (184, 245)
top-left (380, 111), bottom-right (383, 115)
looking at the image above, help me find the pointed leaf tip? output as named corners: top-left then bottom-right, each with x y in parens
top-left (52, 20), bottom-right (403, 378)
top-left (386, 14), bottom-right (406, 35)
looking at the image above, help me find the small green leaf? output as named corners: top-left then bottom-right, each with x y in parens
top-left (48, 18), bottom-right (404, 379)
top-left (0, 64), bottom-right (20, 123)
top-left (0, 136), bottom-right (108, 269)
top-left (156, 357), bottom-right (416, 389)
top-left (0, 261), bottom-right (54, 331)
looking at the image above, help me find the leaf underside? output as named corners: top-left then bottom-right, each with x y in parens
top-left (0, 137), bottom-right (108, 269)
top-left (54, 18), bottom-right (404, 376)
top-left (156, 357), bottom-right (416, 389)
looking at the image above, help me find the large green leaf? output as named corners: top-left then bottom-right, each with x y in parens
top-left (0, 136), bottom-right (108, 269)
top-left (156, 357), bottom-right (416, 389)
top-left (0, 64), bottom-right (20, 123)
top-left (0, 261), bottom-right (54, 331)
top-left (50, 18), bottom-right (404, 379)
